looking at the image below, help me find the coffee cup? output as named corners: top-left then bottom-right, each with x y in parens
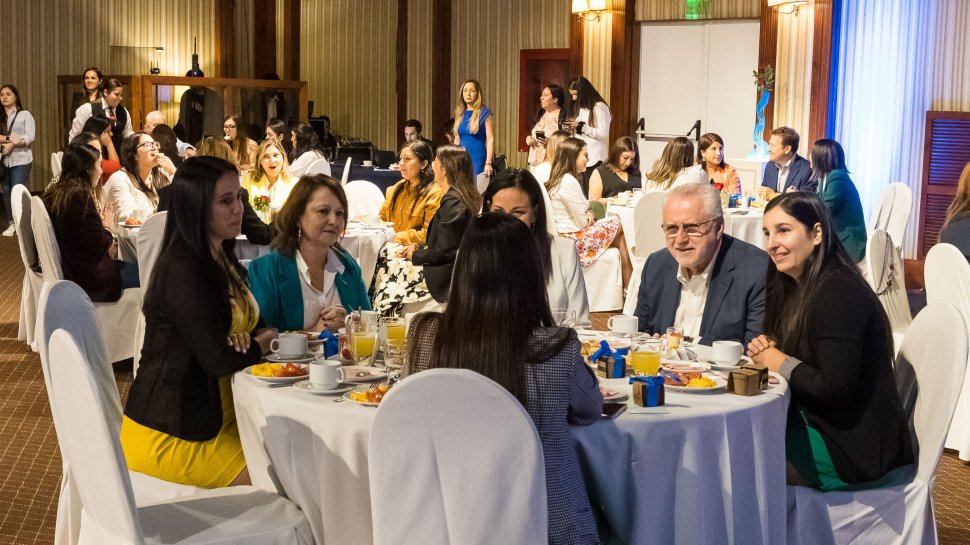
top-left (362, 160), bottom-right (374, 167)
top-left (270, 332), bottom-right (309, 358)
top-left (712, 340), bottom-right (743, 366)
top-left (310, 358), bottom-right (345, 390)
top-left (607, 315), bottom-right (638, 336)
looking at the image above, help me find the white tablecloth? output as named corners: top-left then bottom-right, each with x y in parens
top-left (233, 343), bottom-right (790, 545)
top-left (611, 204), bottom-right (765, 250)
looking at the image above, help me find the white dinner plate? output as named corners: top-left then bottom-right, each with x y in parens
top-left (342, 366), bottom-right (387, 383)
top-left (294, 380), bottom-right (352, 396)
top-left (244, 364), bottom-right (309, 383)
top-left (118, 221), bottom-right (141, 229)
top-left (602, 388), bottom-right (628, 402)
top-left (265, 353), bottom-right (316, 363)
top-left (343, 391), bottom-right (380, 407)
top-left (665, 374), bottom-right (727, 392)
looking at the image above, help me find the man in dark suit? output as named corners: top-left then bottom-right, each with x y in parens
top-left (761, 126), bottom-right (817, 194)
top-left (635, 184), bottom-right (768, 346)
top-left (404, 118), bottom-right (436, 152)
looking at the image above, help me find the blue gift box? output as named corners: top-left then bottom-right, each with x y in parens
top-left (630, 376), bottom-right (665, 407)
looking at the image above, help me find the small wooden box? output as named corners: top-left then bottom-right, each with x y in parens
top-left (727, 364), bottom-right (768, 396)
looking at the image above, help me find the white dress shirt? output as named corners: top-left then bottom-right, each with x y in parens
top-left (575, 102), bottom-right (611, 166)
top-left (775, 157), bottom-right (793, 193)
top-left (69, 98), bottom-right (134, 142)
top-left (672, 240), bottom-right (721, 340)
top-left (296, 248), bottom-right (344, 330)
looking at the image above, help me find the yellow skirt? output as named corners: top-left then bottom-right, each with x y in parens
top-left (120, 378), bottom-right (245, 489)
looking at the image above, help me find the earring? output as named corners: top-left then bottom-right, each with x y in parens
top-left (297, 227), bottom-right (302, 240)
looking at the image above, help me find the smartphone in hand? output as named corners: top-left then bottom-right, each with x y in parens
top-left (535, 130), bottom-right (546, 140)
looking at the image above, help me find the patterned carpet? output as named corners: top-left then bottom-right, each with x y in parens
top-left (0, 236), bottom-right (968, 544)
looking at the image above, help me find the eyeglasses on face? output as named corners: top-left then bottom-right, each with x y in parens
top-left (224, 124), bottom-right (237, 130)
top-left (660, 217), bottom-right (717, 238)
top-left (137, 141), bottom-right (160, 150)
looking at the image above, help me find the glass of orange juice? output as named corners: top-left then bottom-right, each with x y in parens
top-left (631, 340), bottom-right (662, 376)
top-left (349, 321), bottom-right (378, 366)
top-left (382, 317), bottom-right (406, 343)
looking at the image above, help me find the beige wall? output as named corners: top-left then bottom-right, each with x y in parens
top-left (300, 0), bottom-right (398, 151)
top-left (0, 0), bottom-right (216, 191)
top-left (406, 0), bottom-right (434, 142)
top-left (582, 13), bottom-right (613, 103)
top-left (929, 0), bottom-right (970, 112)
top-left (452, 0), bottom-right (571, 168)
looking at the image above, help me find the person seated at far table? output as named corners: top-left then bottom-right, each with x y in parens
top-left (243, 138), bottom-right (297, 222)
top-left (761, 126), bottom-right (817, 197)
top-left (635, 183), bottom-right (768, 346)
top-left (288, 122), bottom-right (332, 178)
top-left (403, 212), bottom-right (602, 545)
top-left (531, 130), bottom-right (570, 185)
top-left (248, 175), bottom-right (371, 332)
top-left (121, 156), bottom-right (279, 488)
top-left (749, 192), bottom-right (913, 490)
top-left (809, 138), bottom-right (867, 263)
top-left (588, 135), bottom-right (642, 202)
top-left (103, 132), bottom-right (175, 227)
top-left (642, 136), bottom-right (707, 192)
top-left (380, 139), bottom-right (443, 244)
top-left (697, 132), bottom-right (741, 195)
top-left (940, 161), bottom-right (970, 262)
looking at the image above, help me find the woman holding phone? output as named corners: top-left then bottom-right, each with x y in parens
top-left (525, 84), bottom-right (568, 169)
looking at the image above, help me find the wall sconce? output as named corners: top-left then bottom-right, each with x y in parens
top-left (572, 0), bottom-right (609, 22)
top-left (767, 0), bottom-right (808, 15)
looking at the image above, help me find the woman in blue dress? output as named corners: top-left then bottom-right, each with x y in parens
top-left (452, 79), bottom-right (495, 176)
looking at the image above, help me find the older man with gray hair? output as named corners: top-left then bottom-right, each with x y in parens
top-left (143, 110), bottom-right (195, 157)
top-left (634, 183), bottom-right (768, 346)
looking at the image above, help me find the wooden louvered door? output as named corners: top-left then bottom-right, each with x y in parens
top-left (918, 111), bottom-right (970, 258)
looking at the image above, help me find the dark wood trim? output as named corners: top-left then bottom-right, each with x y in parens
top-left (396, 0), bottom-right (408, 145)
top-left (608, 0), bottom-right (640, 142)
top-left (757, 0), bottom-right (778, 141)
top-left (281, 0), bottom-right (300, 81)
top-left (431, 0), bottom-right (452, 146)
top-left (808, 0), bottom-right (834, 146)
top-left (253, 0), bottom-right (277, 78)
top-left (570, 14), bottom-right (584, 80)
top-left (214, 0), bottom-right (233, 78)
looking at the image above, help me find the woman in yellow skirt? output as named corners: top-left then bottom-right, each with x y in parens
top-left (121, 156), bottom-right (279, 488)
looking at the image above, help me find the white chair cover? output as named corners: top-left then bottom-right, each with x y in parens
top-left (868, 183), bottom-right (912, 252)
top-left (340, 157), bottom-right (352, 185)
top-left (344, 180), bottom-right (385, 218)
top-left (31, 197), bottom-right (142, 363)
top-left (623, 191), bottom-right (667, 315)
top-left (132, 212), bottom-right (167, 376)
top-left (925, 242), bottom-right (970, 460)
top-left (476, 172), bottom-right (490, 194)
top-left (47, 330), bottom-right (314, 545)
top-left (12, 184), bottom-right (43, 351)
top-left (304, 158), bottom-right (332, 177)
top-left (369, 369), bottom-right (547, 545)
top-left (865, 229), bottom-right (912, 335)
top-left (537, 182), bottom-right (559, 237)
top-left (786, 303), bottom-right (968, 545)
top-left (51, 151), bottom-right (63, 177)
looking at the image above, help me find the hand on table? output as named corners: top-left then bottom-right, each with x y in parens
top-left (317, 305), bottom-right (347, 331)
top-left (747, 335), bottom-right (785, 372)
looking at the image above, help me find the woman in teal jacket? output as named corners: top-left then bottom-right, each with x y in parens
top-left (810, 139), bottom-right (867, 263)
top-left (248, 175), bottom-right (371, 332)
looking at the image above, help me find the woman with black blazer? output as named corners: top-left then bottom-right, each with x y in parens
top-left (749, 192), bottom-right (913, 491)
top-left (121, 156), bottom-right (278, 488)
top-left (399, 145), bottom-right (481, 303)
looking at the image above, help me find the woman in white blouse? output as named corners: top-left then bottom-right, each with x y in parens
top-left (484, 169), bottom-right (590, 326)
top-left (287, 122), bottom-right (331, 178)
top-left (643, 136), bottom-right (707, 192)
top-left (0, 85), bottom-right (35, 236)
top-left (103, 132), bottom-right (175, 227)
top-left (546, 137), bottom-right (632, 287)
top-left (565, 77), bottom-right (611, 191)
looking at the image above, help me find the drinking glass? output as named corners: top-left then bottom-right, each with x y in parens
top-left (552, 308), bottom-right (577, 327)
top-left (384, 339), bottom-right (408, 370)
top-left (631, 339), bottom-right (662, 376)
top-left (348, 321), bottom-right (378, 366)
top-left (665, 327), bottom-right (684, 351)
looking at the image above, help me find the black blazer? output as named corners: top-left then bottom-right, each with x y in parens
top-left (158, 186), bottom-right (274, 246)
top-left (634, 235), bottom-right (768, 346)
top-left (411, 189), bottom-right (471, 303)
top-left (762, 154), bottom-right (817, 193)
top-left (124, 238), bottom-right (262, 441)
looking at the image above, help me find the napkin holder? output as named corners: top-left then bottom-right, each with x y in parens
top-left (727, 363), bottom-right (769, 396)
top-left (592, 341), bottom-right (628, 379)
top-left (630, 376), bottom-right (665, 407)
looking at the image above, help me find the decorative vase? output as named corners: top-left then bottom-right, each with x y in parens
top-left (747, 89), bottom-right (771, 160)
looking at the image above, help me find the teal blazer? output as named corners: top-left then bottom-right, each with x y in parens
top-left (819, 169), bottom-right (867, 263)
top-left (247, 248), bottom-right (372, 332)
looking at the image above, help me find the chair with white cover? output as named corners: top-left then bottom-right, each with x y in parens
top-left (925, 242), bottom-right (970, 461)
top-left (786, 303), bottom-right (968, 545)
top-left (344, 180), bottom-right (385, 218)
top-left (305, 158), bottom-right (332, 177)
top-left (31, 196), bottom-right (141, 363)
top-left (865, 229), bottom-right (911, 349)
top-left (369, 368), bottom-right (547, 545)
top-left (38, 280), bottom-right (206, 545)
top-left (12, 184), bottom-right (43, 351)
top-left (51, 151), bottom-right (63, 177)
top-left (340, 157), bottom-right (352, 184)
top-left (622, 191), bottom-right (667, 315)
top-left (132, 212), bottom-right (167, 376)
top-left (46, 328), bottom-right (314, 545)
top-left (869, 183), bottom-right (912, 252)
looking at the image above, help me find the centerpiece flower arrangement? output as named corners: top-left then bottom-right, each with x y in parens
top-left (252, 195), bottom-right (272, 223)
top-left (746, 65), bottom-right (775, 160)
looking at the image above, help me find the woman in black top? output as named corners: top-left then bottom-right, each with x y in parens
top-left (588, 136), bottom-right (641, 202)
top-left (399, 145), bottom-right (481, 303)
top-left (749, 192), bottom-right (913, 490)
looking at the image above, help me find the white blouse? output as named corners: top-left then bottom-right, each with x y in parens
top-left (103, 169), bottom-right (170, 227)
top-left (531, 162), bottom-right (552, 185)
top-left (575, 102), bottom-right (611, 166)
top-left (548, 174), bottom-right (589, 234)
top-left (289, 151), bottom-right (331, 178)
top-left (642, 164), bottom-right (708, 192)
top-left (547, 236), bottom-right (590, 326)
top-left (296, 249), bottom-right (344, 330)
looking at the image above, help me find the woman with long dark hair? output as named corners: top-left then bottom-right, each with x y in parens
top-left (483, 169), bottom-right (589, 325)
top-left (151, 123), bottom-right (184, 170)
top-left (525, 84), bottom-right (568, 168)
top-left (66, 67), bottom-right (103, 130)
top-left (404, 213), bottom-right (602, 544)
top-left (103, 131), bottom-right (174, 226)
top-left (265, 117), bottom-right (292, 157)
top-left (81, 114), bottom-right (121, 165)
top-left (566, 76), bottom-right (611, 185)
top-left (697, 133), bottom-right (741, 195)
top-left (452, 79), bottom-right (495, 176)
top-left (588, 136), bottom-right (642, 202)
top-left (288, 121), bottom-right (331, 178)
top-left (749, 191), bottom-right (913, 490)
top-left (379, 139), bottom-right (442, 244)
top-left (224, 113), bottom-right (257, 170)
top-left (121, 156), bottom-right (278, 488)
top-left (546, 137), bottom-right (632, 286)
top-left (41, 143), bottom-right (138, 301)
top-left (0, 84), bottom-right (35, 235)
top-left (808, 138), bottom-right (866, 263)
top-left (940, 161), bottom-right (970, 261)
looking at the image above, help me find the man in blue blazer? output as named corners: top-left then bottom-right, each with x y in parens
top-left (761, 126), bottom-right (818, 194)
top-left (635, 184), bottom-right (768, 346)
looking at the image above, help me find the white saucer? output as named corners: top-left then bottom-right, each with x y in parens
top-left (294, 381), bottom-right (352, 396)
top-left (265, 353), bottom-right (315, 363)
top-left (708, 355), bottom-right (752, 371)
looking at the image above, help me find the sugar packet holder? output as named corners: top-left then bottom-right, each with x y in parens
top-left (592, 340), bottom-right (629, 379)
top-left (726, 363), bottom-right (769, 396)
top-left (630, 376), bottom-right (665, 407)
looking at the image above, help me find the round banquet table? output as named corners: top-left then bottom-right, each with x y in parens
top-left (232, 343), bottom-right (789, 545)
top-left (610, 201), bottom-right (766, 250)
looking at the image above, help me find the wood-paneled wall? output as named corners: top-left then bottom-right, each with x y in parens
top-left (451, 0), bottom-right (571, 168)
top-left (300, 0), bottom-right (398, 151)
top-left (636, 0), bottom-right (759, 21)
top-left (773, 0), bottom-right (815, 137)
top-left (1, 0), bottom-right (216, 191)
